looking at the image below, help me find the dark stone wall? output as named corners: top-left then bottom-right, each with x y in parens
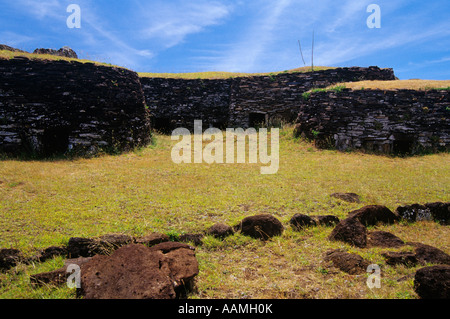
top-left (228, 66), bottom-right (396, 128)
top-left (140, 77), bottom-right (232, 132)
top-left (0, 57), bottom-right (151, 157)
top-left (141, 66), bottom-right (395, 130)
top-left (294, 89), bottom-right (450, 154)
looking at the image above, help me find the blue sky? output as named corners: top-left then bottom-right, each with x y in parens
top-left (1, 0), bottom-right (449, 79)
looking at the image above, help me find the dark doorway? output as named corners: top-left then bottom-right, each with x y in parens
top-left (393, 133), bottom-right (414, 155)
top-left (41, 127), bottom-right (71, 156)
top-left (152, 117), bottom-right (174, 134)
top-left (249, 112), bottom-right (267, 128)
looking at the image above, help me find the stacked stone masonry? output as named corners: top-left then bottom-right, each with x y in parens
top-left (141, 66), bottom-right (396, 131)
top-left (0, 57), bottom-right (151, 157)
top-left (294, 89), bottom-right (450, 154)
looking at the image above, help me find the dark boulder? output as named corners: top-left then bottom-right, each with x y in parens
top-left (414, 265), bottom-right (450, 299)
top-left (409, 243), bottom-right (450, 265)
top-left (179, 233), bottom-right (204, 246)
top-left (323, 249), bottom-right (370, 275)
top-left (395, 204), bottom-right (433, 223)
top-left (311, 215), bottom-right (340, 226)
top-left (348, 205), bottom-right (399, 226)
top-left (425, 202), bottom-right (449, 225)
top-left (206, 223), bottom-right (234, 239)
top-left (33, 46), bottom-right (78, 59)
top-left (367, 231), bottom-right (405, 248)
top-left (0, 248), bottom-right (23, 271)
top-left (289, 214), bottom-right (316, 230)
top-left (328, 218), bottom-right (367, 248)
top-left (235, 214), bottom-right (284, 240)
top-left (67, 237), bottom-right (97, 258)
top-left (382, 251), bottom-right (418, 267)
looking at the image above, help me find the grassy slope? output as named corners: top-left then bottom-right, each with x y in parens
top-left (0, 126), bottom-right (448, 299)
top-left (0, 50), bottom-right (125, 69)
top-left (326, 79), bottom-right (450, 91)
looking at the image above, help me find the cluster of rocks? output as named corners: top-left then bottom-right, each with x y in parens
top-left (33, 47), bottom-right (78, 59)
top-left (0, 44), bottom-right (78, 59)
top-left (0, 196), bottom-right (448, 299)
top-left (0, 234), bottom-right (199, 299)
top-left (324, 203), bottom-right (449, 299)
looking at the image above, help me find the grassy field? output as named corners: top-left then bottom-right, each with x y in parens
top-left (0, 126), bottom-right (449, 299)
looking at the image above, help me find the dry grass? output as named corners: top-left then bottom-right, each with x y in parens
top-left (331, 79), bottom-right (450, 91)
top-left (0, 126), bottom-right (449, 299)
top-left (0, 50), bottom-right (125, 69)
top-left (138, 66), bottom-right (334, 79)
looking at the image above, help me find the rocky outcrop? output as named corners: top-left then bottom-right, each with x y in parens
top-left (33, 46), bottom-right (78, 59)
top-left (0, 44), bottom-right (26, 53)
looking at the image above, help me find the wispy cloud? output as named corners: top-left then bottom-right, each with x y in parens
top-left (196, 0), bottom-right (450, 73)
top-left (136, 1), bottom-right (232, 48)
top-left (12, 0), bottom-right (64, 20)
top-left (204, 0), bottom-right (293, 72)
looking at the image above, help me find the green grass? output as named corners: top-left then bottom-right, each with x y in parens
top-left (0, 126), bottom-right (449, 299)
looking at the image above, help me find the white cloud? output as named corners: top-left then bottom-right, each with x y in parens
top-left (13, 0), bottom-right (63, 20)
top-left (196, 0), bottom-right (450, 72)
top-left (206, 0), bottom-right (293, 72)
top-left (0, 31), bottom-right (33, 48)
top-left (137, 1), bottom-right (232, 48)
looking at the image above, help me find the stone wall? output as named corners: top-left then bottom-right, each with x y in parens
top-left (228, 67), bottom-right (396, 128)
top-left (294, 89), bottom-right (450, 154)
top-left (140, 77), bottom-right (232, 132)
top-left (0, 57), bottom-right (151, 157)
top-left (141, 66), bottom-right (396, 131)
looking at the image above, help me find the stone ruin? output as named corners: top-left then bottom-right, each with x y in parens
top-left (0, 44), bottom-right (448, 157)
top-left (294, 88), bottom-right (450, 155)
top-left (0, 50), bottom-right (151, 158)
